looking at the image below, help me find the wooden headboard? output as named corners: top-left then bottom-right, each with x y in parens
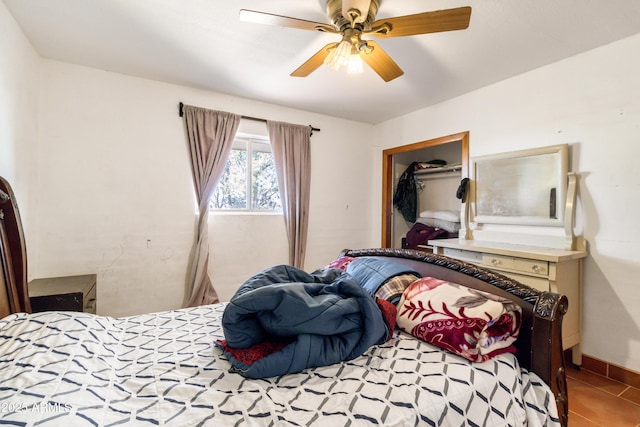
top-left (0, 176), bottom-right (31, 317)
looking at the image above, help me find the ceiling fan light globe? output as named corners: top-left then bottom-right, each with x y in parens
top-left (324, 39), bottom-right (352, 70)
top-left (347, 54), bottom-right (363, 74)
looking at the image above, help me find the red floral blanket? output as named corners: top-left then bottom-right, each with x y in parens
top-left (397, 277), bottom-right (522, 362)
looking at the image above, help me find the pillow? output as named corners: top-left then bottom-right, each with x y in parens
top-left (374, 273), bottom-right (420, 305)
top-left (419, 210), bottom-right (460, 222)
top-left (397, 277), bottom-right (522, 362)
top-left (415, 217), bottom-right (461, 233)
top-left (324, 256), bottom-right (355, 271)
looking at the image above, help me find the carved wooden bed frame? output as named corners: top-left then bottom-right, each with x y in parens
top-left (0, 176), bottom-right (30, 319)
top-left (338, 249), bottom-right (569, 426)
top-left (0, 175), bottom-right (568, 426)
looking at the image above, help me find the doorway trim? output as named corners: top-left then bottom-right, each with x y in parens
top-left (381, 131), bottom-right (469, 247)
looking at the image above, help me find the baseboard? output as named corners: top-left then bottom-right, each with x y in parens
top-left (565, 351), bottom-right (640, 389)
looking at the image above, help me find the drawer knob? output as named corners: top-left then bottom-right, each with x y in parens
top-left (532, 265), bottom-right (541, 273)
top-left (491, 258), bottom-right (500, 265)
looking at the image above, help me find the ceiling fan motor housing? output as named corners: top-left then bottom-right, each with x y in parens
top-left (327, 0), bottom-right (380, 30)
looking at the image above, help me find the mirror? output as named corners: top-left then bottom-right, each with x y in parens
top-left (470, 144), bottom-right (569, 226)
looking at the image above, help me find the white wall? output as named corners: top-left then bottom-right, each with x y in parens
top-left (374, 34), bottom-right (640, 373)
top-left (0, 1), bottom-right (40, 232)
top-left (31, 60), bottom-right (376, 317)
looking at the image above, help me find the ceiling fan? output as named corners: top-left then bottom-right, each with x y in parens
top-left (239, 0), bottom-right (471, 82)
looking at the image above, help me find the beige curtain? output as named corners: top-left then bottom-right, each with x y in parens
top-left (183, 105), bottom-right (240, 307)
top-left (267, 121), bottom-right (312, 268)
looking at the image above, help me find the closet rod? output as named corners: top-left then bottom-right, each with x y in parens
top-left (178, 102), bottom-right (320, 134)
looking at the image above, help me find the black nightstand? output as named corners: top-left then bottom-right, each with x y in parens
top-left (29, 274), bottom-right (97, 314)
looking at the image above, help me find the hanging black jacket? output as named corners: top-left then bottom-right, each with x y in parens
top-left (393, 162), bottom-right (418, 222)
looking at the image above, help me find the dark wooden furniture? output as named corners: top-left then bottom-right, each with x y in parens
top-left (0, 176), bottom-right (31, 317)
top-left (29, 274), bottom-right (97, 314)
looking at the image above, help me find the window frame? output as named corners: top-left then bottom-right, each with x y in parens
top-left (210, 134), bottom-right (281, 214)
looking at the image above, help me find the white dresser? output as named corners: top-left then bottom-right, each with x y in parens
top-left (429, 238), bottom-right (587, 365)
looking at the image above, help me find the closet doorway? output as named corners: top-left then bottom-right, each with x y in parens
top-left (382, 131), bottom-right (469, 248)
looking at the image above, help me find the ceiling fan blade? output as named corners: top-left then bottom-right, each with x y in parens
top-left (342, 0), bottom-right (371, 23)
top-left (291, 43), bottom-right (338, 77)
top-left (360, 40), bottom-right (404, 82)
top-left (239, 9), bottom-right (336, 33)
top-left (370, 6), bottom-right (471, 38)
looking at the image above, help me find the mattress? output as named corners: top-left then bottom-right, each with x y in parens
top-left (0, 304), bottom-right (559, 426)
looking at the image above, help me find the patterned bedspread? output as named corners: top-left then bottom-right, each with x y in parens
top-left (0, 304), bottom-right (559, 426)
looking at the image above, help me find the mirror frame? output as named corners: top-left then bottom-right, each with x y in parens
top-left (470, 144), bottom-right (569, 227)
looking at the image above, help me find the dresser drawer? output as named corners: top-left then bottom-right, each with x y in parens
top-left (442, 247), bottom-right (482, 263)
top-left (29, 274), bottom-right (97, 314)
top-left (481, 254), bottom-right (549, 277)
top-left (30, 292), bottom-right (83, 312)
top-left (502, 272), bottom-right (550, 292)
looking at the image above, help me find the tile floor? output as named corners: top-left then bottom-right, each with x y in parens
top-left (566, 364), bottom-right (640, 426)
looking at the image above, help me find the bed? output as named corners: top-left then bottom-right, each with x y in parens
top-left (0, 176), bottom-right (568, 426)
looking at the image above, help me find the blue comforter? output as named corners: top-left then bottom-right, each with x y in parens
top-left (346, 257), bottom-right (419, 294)
top-left (217, 264), bottom-right (393, 379)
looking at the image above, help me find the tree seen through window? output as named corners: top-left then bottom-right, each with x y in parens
top-left (211, 138), bottom-right (281, 211)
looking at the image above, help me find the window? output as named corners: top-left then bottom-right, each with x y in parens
top-left (211, 136), bottom-right (281, 212)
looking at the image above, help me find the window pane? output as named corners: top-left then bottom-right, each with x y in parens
top-left (211, 148), bottom-right (247, 209)
top-left (210, 138), bottom-right (281, 212)
top-left (252, 149), bottom-right (281, 211)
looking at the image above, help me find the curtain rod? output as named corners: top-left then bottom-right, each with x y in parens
top-left (178, 102), bottom-right (320, 134)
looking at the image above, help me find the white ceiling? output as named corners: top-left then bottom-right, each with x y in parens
top-left (4, 0), bottom-right (640, 124)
